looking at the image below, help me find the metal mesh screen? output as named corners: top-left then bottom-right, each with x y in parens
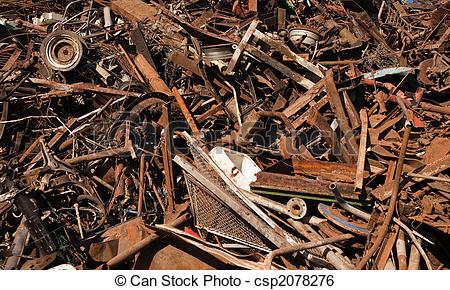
top-left (184, 173), bottom-right (271, 251)
top-left (181, 141), bottom-right (273, 251)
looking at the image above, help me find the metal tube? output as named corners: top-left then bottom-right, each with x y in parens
top-left (92, 176), bottom-right (114, 191)
top-left (406, 172), bottom-right (450, 183)
top-left (4, 216), bottom-right (29, 269)
top-left (394, 218), bottom-right (432, 269)
top-left (243, 190), bottom-right (306, 219)
top-left (224, 80), bottom-right (242, 127)
top-left (408, 243), bottom-right (421, 270)
top-left (288, 219), bottom-right (355, 269)
top-left (396, 229), bottom-right (407, 270)
top-left (103, 6), bottom-right (113, 29)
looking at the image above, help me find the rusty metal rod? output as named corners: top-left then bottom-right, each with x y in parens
top-left (137, 153), bottom-right (146, 216)
top-left (243, 189), bottom-right (305, 220)
top-left (288, 219), bottom-right (355, 269)
top-left (145, 171), bottom-right (165, 210)
top-left (172, 87), bottom-right (200, 136)
top-left (65, 146), bottom-right (132, 164)
top-left (420, 102), bottom-right (450, 115)
top-left (29, 78), bottom-right (141, 97)
top-left (264, 234), bottom-right (353, 269)
top-left (135, 53), bottom-right (171, 95)
top-left (354, 109), bottom-right (368, 192)
top-left (106, 213), bottom-right (190, 268)
top-left (356, 125), bottom-right (411, 269)
top-left (14, 19), bottom-right (48, 32)
top-left (406, 172), bottom-right (450, 183)
top-left (92, 175), bottom-right (114, 191)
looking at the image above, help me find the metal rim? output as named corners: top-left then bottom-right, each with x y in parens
top-left (42, 31), bottom-right (83, 71)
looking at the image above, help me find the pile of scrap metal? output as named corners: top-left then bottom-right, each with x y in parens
top-left (0, 0), bottom-right (449, 270)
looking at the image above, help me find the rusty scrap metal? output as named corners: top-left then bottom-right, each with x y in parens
top-left (0, 0), bottom-right (449, 271)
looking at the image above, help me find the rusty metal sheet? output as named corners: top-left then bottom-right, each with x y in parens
top-left (292, 158), bottom-right (367, 183)
top-left (251, 171), bottom-right (367, 202)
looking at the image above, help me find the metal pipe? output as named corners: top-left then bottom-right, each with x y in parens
top-left (224, 80), bottom-right (242, 127)
top-left (243, 190), bottom-right (306, 219)
top-left (4, 216), bottom-right (29, 269)
top-left (394, 218), bottom-right (432, 269)
top-left (264, 234), bottom-right (353, 269)
top-left (103, 6), bottom-right (113, 29)
top-left (15, 194), bottom-right (59, 255)
top-left (356, 125), bottom-right (411, 269)
top-left (420, 102), bottom-right (450, 115)
top-left (408, 243), bottom-right (421, 270)
top-left (106, 213), bottom-right (190, 268)
top-left (396, 229), bottom-right (407, 270)
top-left (288, 219), bottom-right (355, 269)
top-left (92, 175), bottom-right (114, 191)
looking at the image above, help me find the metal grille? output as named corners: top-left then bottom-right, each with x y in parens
top-left (184, 172), bottom-right (271, 251)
